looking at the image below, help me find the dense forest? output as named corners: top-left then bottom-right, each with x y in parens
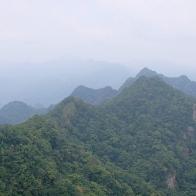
top-left (1, 76), bottom-right (196, 195)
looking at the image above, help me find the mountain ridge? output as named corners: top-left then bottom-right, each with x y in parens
top-left (71, 67), bottom-right (196, 105)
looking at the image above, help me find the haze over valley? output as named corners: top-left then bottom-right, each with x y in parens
top-left (1, 55), bottom-right (196, 109)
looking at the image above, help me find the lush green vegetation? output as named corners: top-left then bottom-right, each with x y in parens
top-left (1, 76), bottom-right (196, 195)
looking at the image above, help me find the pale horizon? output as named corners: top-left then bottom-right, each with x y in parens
top-left (0, 0), bottom-right (196, 67)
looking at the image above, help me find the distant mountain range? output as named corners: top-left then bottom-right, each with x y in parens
top-left (1, 55), bottom-right (196, 109)
top-left (0, 56), bottom-right (135, 107)
top-left (71, 67), bottom-right (196, 104)
top-left (1, 67), bottom-right (196, 124)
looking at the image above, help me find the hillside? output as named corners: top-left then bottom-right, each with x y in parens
top-left (0, 101), bottom-right (47, 125)
top-left (71, 85), bottom-right (117, 105)
top-left (66, 77), bottom-right (196, 195)
top-left (1, 77), bottom-right (196, 195)
top-left (117, 77), bottom-right (134, 93)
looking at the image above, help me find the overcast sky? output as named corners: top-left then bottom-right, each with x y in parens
top-left (0, 0), bottom-right (196, 66)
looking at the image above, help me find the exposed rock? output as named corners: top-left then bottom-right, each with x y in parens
top-left (167, 175), bottom-right (176, 189)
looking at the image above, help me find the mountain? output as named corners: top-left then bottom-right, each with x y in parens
top-left (71, 85), bottom-right (117, 105)
top-left (0, 101), bottom-right (47, 125)
top-left (120, 67), bottom-right (196, 98)
top-left (0, 56), bottom-right (135, 107)
top-left (70, 67), bottom-right (196, 105)
top-left (1, 76), bottom-right (196, 195)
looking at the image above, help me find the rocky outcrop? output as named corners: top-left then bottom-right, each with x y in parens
top-left (167, 175), bottom-right (176, 189)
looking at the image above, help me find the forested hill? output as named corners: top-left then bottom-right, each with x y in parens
top-left (121, 67), bottom-right (196, 97)
top-left (0, 101), bottom-right (47, 125)
top-left (71, 85), bottom-right (117, 105)
top-left (1, 76), bottom-right (196, 195)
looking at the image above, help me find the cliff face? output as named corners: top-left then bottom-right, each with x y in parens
top-left (193, 104), bottom-right (196, 121)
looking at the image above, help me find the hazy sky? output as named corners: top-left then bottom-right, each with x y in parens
top-left (1, 0), bottom-right (196, 66)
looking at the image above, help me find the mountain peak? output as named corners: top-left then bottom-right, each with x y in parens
top-left (135, 67), bottom-right (158, 78)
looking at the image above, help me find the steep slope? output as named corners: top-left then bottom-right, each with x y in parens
top-left (0, 101), bottom-right (47, 125)
top-left (103, 77), bottom-right (196, 194)
top-left (0, 98), bottom-right (155, 195)
top-left (71, 85), bottom-right (117, 105)
top-left (1, 77), bottom-right (196, 195)
top-left (117, 77), bottom-right (134, 93)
